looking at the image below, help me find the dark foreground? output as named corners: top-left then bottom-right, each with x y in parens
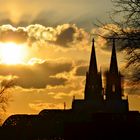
top-left (0, 111), bottom-right (140, 140)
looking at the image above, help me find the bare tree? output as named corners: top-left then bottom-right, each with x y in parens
top-left (0, 79), bottom-right (15, 123)
top-left (112, 0), bottom-right (140, 28)
top-left (96, 0), bottom-right (140, 84)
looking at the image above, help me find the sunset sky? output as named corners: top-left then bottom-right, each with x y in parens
top-left (0, 0), bottom-right (139, 122)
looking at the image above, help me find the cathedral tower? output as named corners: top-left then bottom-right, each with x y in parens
top-left (105, 39), bottom-right (123, 100)
top-left (84, 39), bottom-right (103, 101)
top-left (72, 38), bottom-right (128, 113)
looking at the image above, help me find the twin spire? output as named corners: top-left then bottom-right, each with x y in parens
top-left (72, 38), bottom-right (128, 113)
top-left (73, 38), bottom-right (128, 113)
top-left (85, 38), bottom-right (121, 101)
top-left (89, 38), bottom-right (118, 75)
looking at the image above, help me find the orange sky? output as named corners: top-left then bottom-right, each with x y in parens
top-left (0, 0), bottom-right (139, 123)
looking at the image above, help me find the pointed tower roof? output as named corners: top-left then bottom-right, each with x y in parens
top-left (109, 39), bottom-right (118, 74)
top-left (89, 38), bottom-right (98, 74)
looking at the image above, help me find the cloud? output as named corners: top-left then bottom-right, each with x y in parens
top-left (0, 60), bottom-right (73, 88)
top-left (52, 24), bottom-right (90, 48)
top-left (91, 24), bottom-right (122, 51)
top-left (0, 19), bottom-right (14, 26)
top-left (55, 26), bottom-right (75, 47)
top-left (75, 65), bottom-right (88, 76)
top-left (4, 23), bottom-right (122, 52)
top-left (0, 24), bottom-right (90, 49)
top-left (29, 102), bottom-right (64, 111)
top-left (0, 0), bottom-right (113, 28)
top-left (27, 24), bottom-right (90, 48)
top-left (0, 25), bottom-right (28, 43)
top-left (31, 10), bottom-right (60, 27)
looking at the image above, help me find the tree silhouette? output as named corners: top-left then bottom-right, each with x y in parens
top-left (96, 0), bottom-right (140, 84)
top-left (0, 79), bottom-right (14, 123)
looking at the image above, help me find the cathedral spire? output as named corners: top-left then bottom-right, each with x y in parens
top-left (109, 39), bottom-right (118, 74)
top-left (84, 38), bottom-right (103, 101)
top-left (105, 38), bottom-right (123, 100)
top-left (89, 38), bottom-right (98, 74)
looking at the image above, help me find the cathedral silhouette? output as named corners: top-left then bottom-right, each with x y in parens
top-left (72, 38), bottom-right (128, 113)
top-left (1, 39), bottom-right (140, 140)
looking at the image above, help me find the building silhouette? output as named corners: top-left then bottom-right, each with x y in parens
top-left (72, 38), bottom-right (128, 113)
top-left (1, 39), bottom-right (140, 140)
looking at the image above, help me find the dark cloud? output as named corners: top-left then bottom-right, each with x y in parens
top-left (0, 12), bottom-right (14, 25)
top-left (75, 65), bottom-right (88, 76)
top-left (0, 19), bottom-right (27, 27)
top-left (17, 21), bottom-right (30, 27)
top-left (31, 10), bottom-right (59, 27)
top-left (0, 19), bottom-right (14, 26)
top-left (0, 61), bottom-right (73, 88)
top-left (55, 27), bottom-right (75, 47)
top-left (52, 25), bottom-right (89, 48)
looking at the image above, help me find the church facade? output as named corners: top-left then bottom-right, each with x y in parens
top-left (72, 39), bottom-right (129, 113)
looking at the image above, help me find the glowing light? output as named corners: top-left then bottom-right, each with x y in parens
top-left (0, 42), bottom-right (27, 64)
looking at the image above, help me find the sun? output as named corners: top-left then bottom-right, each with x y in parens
top-left (0, 42), bottom-right (27, 64)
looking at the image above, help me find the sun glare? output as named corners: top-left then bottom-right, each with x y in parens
top-left (0, 42), bottom-right (27, 64)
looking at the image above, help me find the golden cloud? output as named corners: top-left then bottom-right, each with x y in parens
top-left (0, 25), bottom-right (28, 43)
top-left (29, 102), bottom-right (64, 111)
top-left (0, 24), bottom-right (90, 49)
top-left (75, 65), bottom-right (88, 76)
top-left (0, 60), bottom-right (73, 88)
top-left (91, 24), bottom-right (122, 51)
